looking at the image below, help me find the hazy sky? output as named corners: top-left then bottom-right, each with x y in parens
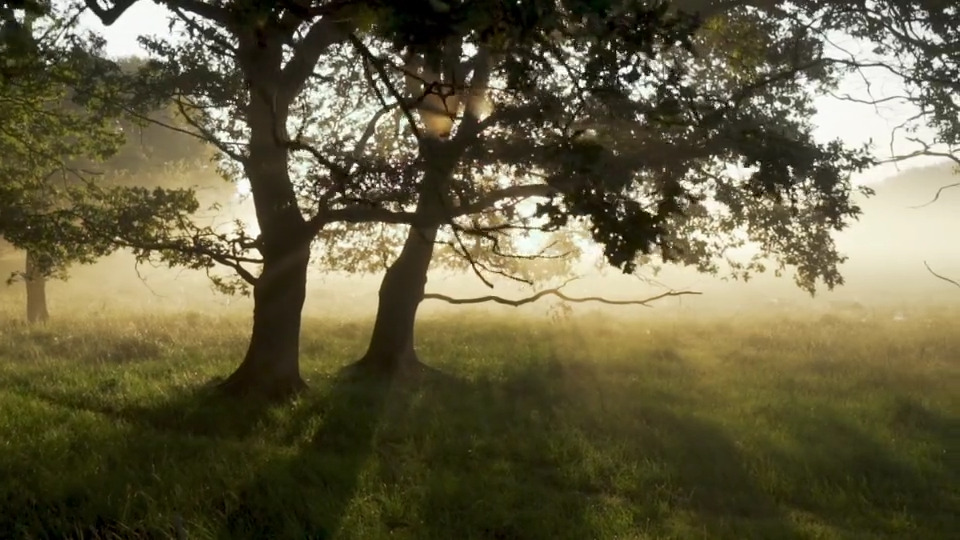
top-left (78, 3), bottom-right (947, 186)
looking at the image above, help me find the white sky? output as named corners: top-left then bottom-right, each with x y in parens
top-left (79, 2), bottom-right (950, 186)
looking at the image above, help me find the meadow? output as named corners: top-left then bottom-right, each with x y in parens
top-left (0, 307), bottom-right (956, 539)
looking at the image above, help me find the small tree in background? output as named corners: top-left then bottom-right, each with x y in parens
top-left (0, 2), bottom-right (201, 322)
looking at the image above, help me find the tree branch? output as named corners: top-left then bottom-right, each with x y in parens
top-left (424, 287), bottom-right (701, 307)
top-left (350, 103), bottom-right (396, 168)
top-left (304, 205), bottom-right (420, 239)
top-left (924, 261), bottom-right (960, 289)
top-left (174, 98), bottom-right (248, 163)
top-left (159, 0), bottom-right (230, 25)
top-left (453, 184), bottom-right (558, 216)
top-left (83, 0), bottom-right (138, 25)
top-left (910, 181), bottom-right (960, 209)
top-left (167, 5), bottom-right (237, 56)
top-left (347, 33), bottom-right (423, 141)
top-left (278, 13), bottom-right (351, 107)
top-left (453, 47), bottom-right (492, 146)
top-left (448, 226), bottom-right (496, 288)
top-left (87, 0), bottom-right (232, 26)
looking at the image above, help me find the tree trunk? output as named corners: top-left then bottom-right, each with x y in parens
top-left (356, 144), bottom-right (454, 375)
top-left (24, 250), bottom-right (48, 324)
top-left (357, 221), bottom-right (440, 374)
top-left (219, 244), bottom-right (311, 399)
top-left (218, 31), bottom-right (314, 400)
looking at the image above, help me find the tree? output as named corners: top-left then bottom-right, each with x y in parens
top-left (80, 0), bottom-right (885, 394)
top-left (313, 1), bottom-right (877, 373)
top-left (0, 2), bottom-right (201, 322)
top-left (81, 0), bottom-right (406, 397)
top-left (13, 103), bottom-right (218, 323)
top-left (1, 2), bottom-right (122, 323)
top-left (76, 0), bottom-right (707, 395)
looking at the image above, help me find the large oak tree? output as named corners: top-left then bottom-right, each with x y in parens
top-left (325, 1), bottom-right (878, 374)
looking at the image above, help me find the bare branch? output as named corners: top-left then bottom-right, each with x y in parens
top-left (910, 182), bottom-right (960, 209)
top-left (447, 228), bottom-right (496, 288)
top-left (174, 99), bottom-right (248, 163)
top-left (924, 261), bottom-right (960, 289)
top-left (120, 105), bottom-right (247, 162)
top-left (284, 137), bottom-right (350, 179)
top-left (880, 137), bottom-right (960, 208)
top-left (424, 287), bottom-right (702, 308)
top-left (350, 103), bottom-right (396, 168)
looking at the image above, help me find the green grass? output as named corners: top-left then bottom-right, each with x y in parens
top-left (0, 309), bottom-right (956, 539)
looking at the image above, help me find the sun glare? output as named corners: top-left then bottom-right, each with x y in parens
top-left (236, 178), bottom-right (252, 197)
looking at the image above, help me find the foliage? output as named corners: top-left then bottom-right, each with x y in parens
top-left (91, 0), bottom-right (881, 296)
top-left (0, 309), bottom-right (955, 537)
top-left (822, 0), bottom-right (960, 156)
top-left (0, 3), bottom-right (124, 279)
top-left (0, 4), bottom-right (221, 288)
top-left (331, 1), bottom-right (877, 292)
top-left (102, 57), bottom-right (219, 178)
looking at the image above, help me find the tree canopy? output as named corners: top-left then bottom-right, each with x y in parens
top-left (75, 0), bottom-right (959, 395)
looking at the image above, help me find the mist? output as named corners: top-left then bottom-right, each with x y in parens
top-left (2, 159), bottom-right (957, 324)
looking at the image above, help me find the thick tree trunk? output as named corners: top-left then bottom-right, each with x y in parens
top-left (357, 221), bottom-right (440, 374)
top-left (219, 32), bottom-right (315, 400)
top-left (219, 244), bottom-right (311, 399)
top-left (24, 250), bottom-right (48, 324)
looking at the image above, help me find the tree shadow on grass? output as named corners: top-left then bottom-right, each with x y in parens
top-left (6, 346), bottom-right (950, 539)
top-left (216, 362), bottom-right (613, 539)
top-left (763, 396), bottom-right (959, 537)
top-left (0, 372), bottom-right (277, 441)
top-left (398, 359), bottom-right (804, 540)
top-left (219, 366), bottom-right (437, 539)
top-left (222, 354), bottom-right (804, 540)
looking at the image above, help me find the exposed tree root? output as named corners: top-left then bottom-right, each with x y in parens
top-left (346, 351), bottom-right (447, 384)
top-left (216, 367), bottom-right (308, 402)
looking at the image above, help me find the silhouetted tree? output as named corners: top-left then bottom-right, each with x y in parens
top-left (80, 0), bottom-right (888, 394)
top-left (314, 1), bottom-right (875, 373)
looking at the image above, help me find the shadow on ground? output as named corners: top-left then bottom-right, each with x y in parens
top-left (214, 355), bottom-right (807, 540)
top-left (1, 353), bottom-right (956, 538)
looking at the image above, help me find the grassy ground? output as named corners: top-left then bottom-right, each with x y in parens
top-left (0, 308), bottom-right (956, 539)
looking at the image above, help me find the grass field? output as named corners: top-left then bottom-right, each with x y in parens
top-left (0, 308), bottom-right (956, 539)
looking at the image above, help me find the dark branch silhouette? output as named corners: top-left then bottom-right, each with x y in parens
top-left (424, 285), bottom-right (701, 308)
top-left (924, 261), bottom-right (960, 289)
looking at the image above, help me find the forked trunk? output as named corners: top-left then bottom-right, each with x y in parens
top-left (25, 250), bottom-right (48, 324)
top-left (219, 244), bottom-right (311, 399)
top-left (357, 221), bottom-right (440, 374)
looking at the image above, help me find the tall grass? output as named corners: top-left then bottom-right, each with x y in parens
top-left (0, 309), bottom-right (956, 539)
